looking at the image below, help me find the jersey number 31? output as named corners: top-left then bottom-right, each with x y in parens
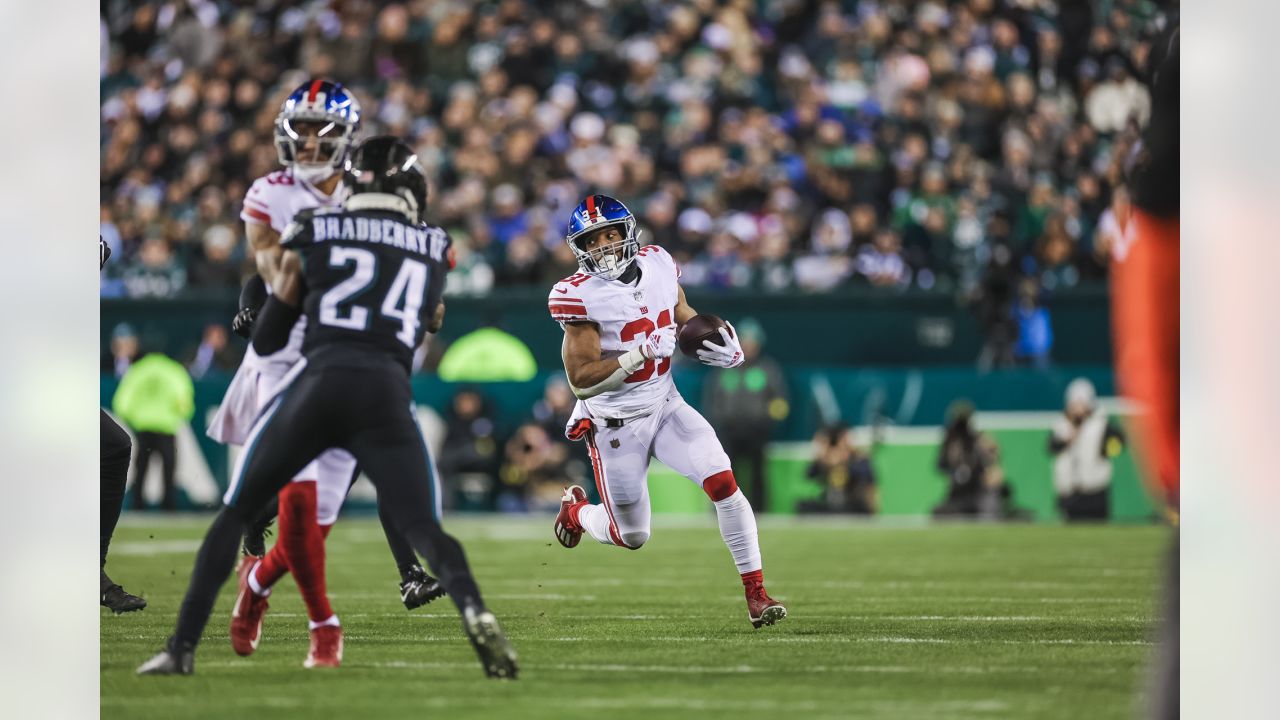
top-left (319, 246), bottom-right (427, 348)
top-left (621, 310), bottom-right (672, 383)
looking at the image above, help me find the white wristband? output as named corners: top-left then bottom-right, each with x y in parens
top-left (618, 346), bottom-right (648, 375)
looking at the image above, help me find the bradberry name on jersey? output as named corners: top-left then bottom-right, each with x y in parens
top-left (299, 213), bottom-right (449, 263)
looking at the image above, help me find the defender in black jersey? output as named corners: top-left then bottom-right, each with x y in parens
top-left (100, 236), bottom-right (146, 613)
top-left (139, 137), bottom-right (517, 678)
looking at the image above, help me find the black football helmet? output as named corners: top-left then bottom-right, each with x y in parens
top-left (346, 136), bottom-right (427, 223)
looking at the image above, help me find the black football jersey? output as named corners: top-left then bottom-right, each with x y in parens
top-left (280, 207), bottom-right (450, 372)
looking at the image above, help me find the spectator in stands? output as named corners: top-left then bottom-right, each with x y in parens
top-left (933, 400), bottom-right (1020, 520)
top-left (1093, 183), bottom-right (1133, 267)
top-left (498, 424), bottom-right (569, 514)
top-left (1013, 277), bottom-right (1054, 369)
top-left (797, 425), bottom-right (877, 515)
top-left (99, 1), bottom-right (1170, 296)
top-left (112, 351), bottom-right (194, 511)
top-left (855, 229), bottom-right (912, 289)
top-left (184, 323), bottom-right (240, 380)
top-left (973, 244), bottom-right (1018, 372)
top-left (1085, 57), bottom-right (1152, 134)
top-left (187, 223), bottom-right (244, 289)
top-left (704, 318), bottom-right (789, 511)
top-left (103, 323), bottom-right (140, 378)
top-left (532, 377), bottom-right (576, 447)
top-left (1049, 378), bottom-right (1125, 521)
top-left (123, 236), bottom-right (186, 299)
top-left (437, 389), bottom-right (501, 512)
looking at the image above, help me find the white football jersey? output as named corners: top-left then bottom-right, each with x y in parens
top-left (549, 245), bottom-right (681, 419)
top-left (240, 169), bottom-right (347, 372)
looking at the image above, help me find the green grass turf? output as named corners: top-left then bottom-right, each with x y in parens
top-left (101, 515), bottom-right (1167, 720)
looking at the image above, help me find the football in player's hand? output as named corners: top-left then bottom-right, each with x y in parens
top-left (678, 314), bottom-right (730, 358)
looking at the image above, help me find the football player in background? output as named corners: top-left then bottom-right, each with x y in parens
top-left (100, 237), bottom-right (146, 613)
top-left (206, 80), bottom-right (441, 666)
top-left (549, 195), bottom-right (786, 629)
top-left (139, 137), bottom-right (516, 678)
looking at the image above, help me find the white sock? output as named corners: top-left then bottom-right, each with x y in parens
top-left (248, 563), bottom-right (271, 597)
top-left (308, 614), bottom-right (340, 630)
top-left (714, 489), bottom-right (762, 574)
top-left (578, 504), bottom-right (617, 546)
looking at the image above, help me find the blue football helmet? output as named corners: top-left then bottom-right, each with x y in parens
top-left (565, 194), bottom-right (639, 281)
top-left (274, 79), bottom-right (362, 184)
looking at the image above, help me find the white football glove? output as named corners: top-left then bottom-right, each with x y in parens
top-left (696, 323), bottom-right (745, 368)
top-left (641, 324), bottom-right (677, 360)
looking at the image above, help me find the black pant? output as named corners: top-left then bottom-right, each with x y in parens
top-left (131, 431), bottom-right (177, 511)
top-left (175, 362), bottom-right (484, 647)
top-left (723, 430), bottom-right (769, 510)
top-left (101, 410), bottom-right (132, 568)
top-left (1058, 489), bottom-right (1109, 521)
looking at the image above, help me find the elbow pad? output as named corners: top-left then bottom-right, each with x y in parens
top-left (251, 296), bottom-right (302, 356)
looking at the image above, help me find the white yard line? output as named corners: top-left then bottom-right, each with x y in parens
top-left (108, 540), bottom-right (202, 555)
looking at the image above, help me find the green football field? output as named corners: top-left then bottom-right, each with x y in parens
top-left (101, 515), bottom-right (1168, 720)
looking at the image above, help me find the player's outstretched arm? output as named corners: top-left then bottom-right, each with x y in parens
top-left (562, 320), bottom-right (674, 399)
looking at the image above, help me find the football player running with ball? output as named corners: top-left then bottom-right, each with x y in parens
top-left (550, 195), bottom-right (786, 628)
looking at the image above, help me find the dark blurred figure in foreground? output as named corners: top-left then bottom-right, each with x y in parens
top-left (100, 237), bottom-right (146, 612)
top-left (797, 425), bottom-right (877, 515)
top-left (1111, 22), bottom-right (1178, 720)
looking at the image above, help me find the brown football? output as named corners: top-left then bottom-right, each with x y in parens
top-left (678, 313), bottom-right (729, 358)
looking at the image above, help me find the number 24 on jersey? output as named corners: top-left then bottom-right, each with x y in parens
top-left (319, 246), bottom-right (427, 348)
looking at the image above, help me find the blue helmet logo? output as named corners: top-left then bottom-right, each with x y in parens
top-left (565, 194), bottom-right (639, 281)
top-left (274, 79), bottom-right (362, 183)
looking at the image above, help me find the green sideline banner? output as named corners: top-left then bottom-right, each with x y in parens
top-left (102, 365), bottom-right (1156, 522)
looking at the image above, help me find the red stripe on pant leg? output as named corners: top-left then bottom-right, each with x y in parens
top-left (586, 429), bottom-right (627, 547)
top-left (702, 470), bottom-right (739, 502)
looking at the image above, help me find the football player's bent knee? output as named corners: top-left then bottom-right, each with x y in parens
top-left (702, 470), bottom-right (739, 502)
top-left (619, 530), bottom-right (650, 549)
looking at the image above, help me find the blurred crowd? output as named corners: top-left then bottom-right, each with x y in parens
top-left (100, 0), bottom-right (1174, 308)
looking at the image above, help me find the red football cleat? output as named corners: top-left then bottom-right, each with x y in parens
top-left (554, 486), bottom-right (588, 548)
top-left (230, 555), bottom-right (270, 656)
top-left (304, 624), bottom-right (343, 668)
top-left (745, 583), bottom-right (787, 629)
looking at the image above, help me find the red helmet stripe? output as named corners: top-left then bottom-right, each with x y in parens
top-left (585, 195), bottom-right (597, 221)
top-left (307, 79), bottom-right (324, 104)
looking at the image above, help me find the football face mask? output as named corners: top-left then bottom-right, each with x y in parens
top-left (273, 80), bottom-right (362, 184)
top-left (565, 194), bottom-right (639, 281)
top-left (577, 224), bottom-right (634, 278)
